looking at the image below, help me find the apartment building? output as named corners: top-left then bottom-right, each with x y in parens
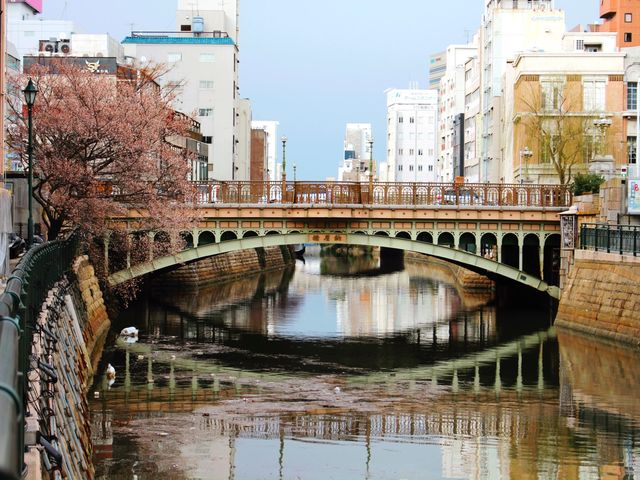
top-left (386, 89), bottom-right (438, 183)
top-left (123, 0), bottom-right (243, 181)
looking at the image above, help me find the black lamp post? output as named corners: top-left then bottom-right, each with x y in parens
top-left (23, 79), bottom-right (38, 248)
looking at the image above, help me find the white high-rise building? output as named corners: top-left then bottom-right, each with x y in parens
top-left (437, 43), bottom-right (477, 182)
top-left (123, 0), bottom-right (243, 180)
top-left (385, 89), bottom-right (438, 183)
top-left (338, 123), bottom-right (372, 182)
top-left (463, 53), bottom-right (482, 183)
top-left (479, 0), bottom-right (565, 181)
top-left (251, 121), bottom-right (279, 181)
top-left (7, 0), bottom-right (75, 65)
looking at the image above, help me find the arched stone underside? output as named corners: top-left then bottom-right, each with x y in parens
top-left (108, 233), bottom-right (560, 299)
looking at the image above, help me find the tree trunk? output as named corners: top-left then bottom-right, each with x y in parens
top-left (47, 217), bottom-right (64, 241)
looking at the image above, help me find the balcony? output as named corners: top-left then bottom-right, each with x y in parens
top-left (600, 0), bottom-right (616, 20)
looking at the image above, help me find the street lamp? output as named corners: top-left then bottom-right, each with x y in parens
top-left (368, 137), bottom-right (374, 198)
top-left (519, 147), bottom-right (533, 184)
top-left (23, 78), bottom-right (38, 248)
top-left (281, 136), bottom-right (287, 182)
top-left (293, 163), bottom-right (297, 182)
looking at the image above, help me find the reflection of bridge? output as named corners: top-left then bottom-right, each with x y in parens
top-left (108, 181), bottom-right (566, 298)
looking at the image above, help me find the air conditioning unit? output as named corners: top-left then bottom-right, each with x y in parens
top-left (39, 40), bottom-right (58, 54)
top-left (59, 39), bottom-right (71, 55)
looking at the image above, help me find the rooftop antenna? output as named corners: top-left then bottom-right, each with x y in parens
top-left (464, 29), bottom-right (471, 43)
top-left (61, 0), bottom-right (69, 19)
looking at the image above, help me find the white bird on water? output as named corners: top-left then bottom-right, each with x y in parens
top-left (120, 327), bottom-right (139, 337)
top-left (106, 363), bottom-right (116, 389)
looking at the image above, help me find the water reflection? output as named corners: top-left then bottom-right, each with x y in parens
top-left (92, 251), bottom-right (640, 480)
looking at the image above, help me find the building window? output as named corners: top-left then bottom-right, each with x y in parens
top-left (409, 149), bottom-right (415, 155)
top-left (198, 108), bottom-right (213, 117)
top-left (628, 82), bottom-right (638, 110)
top-left (409, 117), bottom-right (415, 124)
top-left (398, 117), bottom-right (404, 124)
top-left (625, 13), bottom-right (633, 23)
top-left (167, 53), bottom-right (182, 63)
top-left (576, 39), bottom-right (584, 50)
top-left (418, 149), bottom-right (424, 156)
top-left (398, 165), bottom-right (403, 171)
top-left (628, 136), bottom-right (637, 164)
top-left (200, 53), bottom-right (216, 63)
top-left (418, 165), bottom-right (423, 172)
top-left (203, 136), bottom-right (213, 144)
top-left (583, 80), bottom-right (606, 111)
top-left (541, 80), bottom-right (563, 111)
top-left (398, 148), bottom-right (404, 155)
top-left (428, 165), bottom-right (433, 172)
top-left (625, 32), bottom-right (633, 43)
top-left (199, 80), bottom-right (214, 89)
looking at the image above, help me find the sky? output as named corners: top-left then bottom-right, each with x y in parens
top-left (42, 0), bottom-right (595, 180)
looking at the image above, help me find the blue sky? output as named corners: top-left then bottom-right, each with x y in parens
top-left (43, 0), bottom-right (595, 180)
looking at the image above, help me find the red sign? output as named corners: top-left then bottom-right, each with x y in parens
top-left (10, 0), bottom-right (43, 13)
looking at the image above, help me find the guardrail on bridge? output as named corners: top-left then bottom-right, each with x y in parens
top-left (0, 232), bottom-right (78, 480)
top-left (580, 223), bottom-right (640, 256)
top-left (193, 181), bottom-right (572, 208)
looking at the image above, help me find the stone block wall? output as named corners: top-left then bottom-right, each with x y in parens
top-left (73, 256), bottom-right (111, 374)
top-left (26, 256), bottom-right (110, 480)
top-left (556, 249), bottom-right (640, 347)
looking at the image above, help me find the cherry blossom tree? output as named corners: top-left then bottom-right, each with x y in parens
top-left (7, 62), bottom-right (199, 246)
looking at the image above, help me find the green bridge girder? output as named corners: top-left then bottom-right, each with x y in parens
top-left (108, 233), bottom-right (560, 299)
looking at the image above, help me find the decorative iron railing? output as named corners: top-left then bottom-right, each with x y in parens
top-left (0, 232), bottom-right (79, 480)
top-left (193, 181), bottom-right (572, 208)
top-left (580, 223), bottom-right (640, 256)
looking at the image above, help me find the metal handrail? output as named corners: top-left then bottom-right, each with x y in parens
top-left (192, 181), bottom-right (572, 208)
top-left (580, 223), bottom-right (640, 256)
top-left (0, 231), bottom-right (79, 480)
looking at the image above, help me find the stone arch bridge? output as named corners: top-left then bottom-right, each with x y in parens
top-left (106, 181), bottom-right (569, 299)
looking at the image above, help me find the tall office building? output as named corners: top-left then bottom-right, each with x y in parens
top-left (385, 89), bottom-right (438, 183)
top-left (437, 43), bottom-right (477, 182)
top-left (338, 123), bottom-right (372, 182)
top-left (428, 51), bottom-right (446, 90)
top-left (251, 121), bottom-right (279, 180)
top-left (598, 0), bottom-right (640, 48)
top-left (123, 0), bottom-right (243, 180)
top-left (479, 0), bottom-right (565, 181)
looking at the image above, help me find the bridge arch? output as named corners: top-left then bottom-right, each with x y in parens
top-left (395, 231), bottom-right (411, 240)
top-left (417, 232), bottom-right (433, 244)
top-left (198, 230), bottom-right (216, 246)
top-left (220, 231), bottom-right (237, 242)
top-left (438, 232), bottom-right (455, 248)
top-left (108, 233), bottom-right (560, 299)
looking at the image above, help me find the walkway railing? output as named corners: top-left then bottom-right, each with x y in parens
top-left (580, 223), bottom-right (640, 256)
top-left (0, 232), bottom-right (79, 480)
top-left (194, 181), bottom-right (572, 208)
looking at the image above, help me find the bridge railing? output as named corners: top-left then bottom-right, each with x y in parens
top-left (580, 223), bottom-right (640, 256)
top-left (0, 231), bottom-right (79, 480)
top-left (193, 181), bottom-right (571, 208)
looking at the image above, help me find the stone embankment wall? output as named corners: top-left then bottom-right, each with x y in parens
top-left (153, 245), bottom-right (295, 287)
top-left (26, 256), bottom-right (110, 480)
top-left (405, 252), bottom-right (494, 309)
top-left (556, 249), bottom-right (640, 347)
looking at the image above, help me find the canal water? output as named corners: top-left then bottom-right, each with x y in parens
top-left (91, 247), bottom-right (640, 480)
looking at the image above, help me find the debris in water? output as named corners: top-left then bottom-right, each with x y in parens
top-left (120, 326), bottom-right (139, 337)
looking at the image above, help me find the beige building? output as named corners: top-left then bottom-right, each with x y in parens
top-left (505, 48), bottom-right (626, 184)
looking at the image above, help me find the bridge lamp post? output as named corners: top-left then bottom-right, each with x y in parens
top-left (368, 137), bottom-right (374, 200)
top-left (519, 147), bottom-right (533, 184)
top-left (281, 136), bottom-right (287, 201)
top-left (293, 163), bottom-right (297, 182)
top-left (23, 78), bottom-right (38, 248)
